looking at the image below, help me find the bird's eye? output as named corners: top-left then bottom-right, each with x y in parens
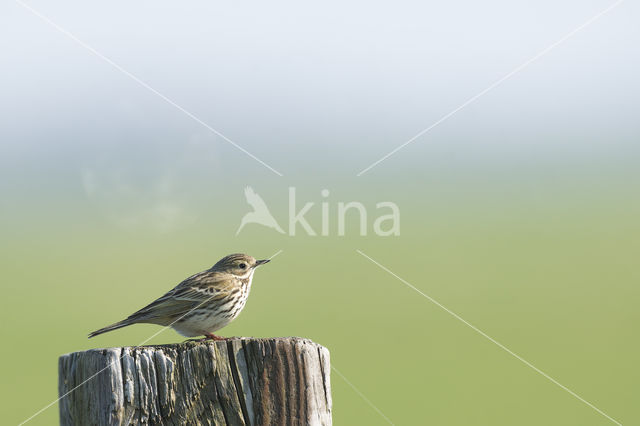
top-left (239, 263), bottom-right (247, 269)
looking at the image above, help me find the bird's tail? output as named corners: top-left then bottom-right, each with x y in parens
top-left (88, 319), bottom-right (134, 338)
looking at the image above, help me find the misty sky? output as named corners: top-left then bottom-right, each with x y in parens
top-left (1, 1), bottom-right (638, 190)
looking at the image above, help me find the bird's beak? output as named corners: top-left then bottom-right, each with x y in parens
top-left (255, 259), bottom-right (270, 267)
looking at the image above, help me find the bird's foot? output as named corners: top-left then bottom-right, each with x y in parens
top-left (183, 333), bottom-right (231, 343)
top-left (204, 333), bottom-right (228, 341)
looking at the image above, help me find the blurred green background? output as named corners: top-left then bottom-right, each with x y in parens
top-left (2, 164), bottom-right (638, 425)
top-left (2, 1), bottom-right (639, 425)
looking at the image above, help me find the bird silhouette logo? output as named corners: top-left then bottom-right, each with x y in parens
top-left (236, 186), bottom-right (285, 235)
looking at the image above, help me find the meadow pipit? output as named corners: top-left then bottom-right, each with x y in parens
top-left (89, 253), bottom-right (269, 340)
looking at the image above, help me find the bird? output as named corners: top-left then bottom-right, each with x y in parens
top-left (89, 254), bottom-right (270, 340)
top-left (236, 186), bottom-right (285, 235)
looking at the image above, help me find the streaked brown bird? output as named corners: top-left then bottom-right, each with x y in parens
top-left (89, 254), bottom-right (270, 340)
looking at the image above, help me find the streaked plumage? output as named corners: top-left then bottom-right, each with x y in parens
top-left (89, 253), bottom-right (270, 340)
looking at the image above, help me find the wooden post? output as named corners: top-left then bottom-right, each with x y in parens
top-left (58, 337), bottom-right (331, 425)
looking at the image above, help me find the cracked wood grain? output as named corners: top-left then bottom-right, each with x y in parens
top-left (58, 338), bottom-right (331, 426)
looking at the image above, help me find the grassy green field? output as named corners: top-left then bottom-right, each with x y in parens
top-left (2, 170), bottom-right (638, 425)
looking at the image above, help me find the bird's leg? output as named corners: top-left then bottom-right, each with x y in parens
top-left (183, 333), bottom-right (227, 343)
top-left (204, 332), bottom-right (227, 341)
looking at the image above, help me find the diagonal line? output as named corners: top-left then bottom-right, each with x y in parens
top-left (356, 0), bottom-right (625, 176)
top-left (15, 0), bottom-right (283, 177)
top-left (356, 249), bottom-right (623, 426)
top-left (331, 365), bottom-right (395, 425)
top-left (18, 249), bottom-right (283, 425)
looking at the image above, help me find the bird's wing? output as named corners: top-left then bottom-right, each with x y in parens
top-left (171, 275), bottom-right (236, 303)
top-left (244, 186), bottom-right (271, 212)
top-left (125, 271), bottom-right (234, 322)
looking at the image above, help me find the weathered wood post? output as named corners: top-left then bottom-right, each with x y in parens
top-left (58, 337), bottom-right (331, 425)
